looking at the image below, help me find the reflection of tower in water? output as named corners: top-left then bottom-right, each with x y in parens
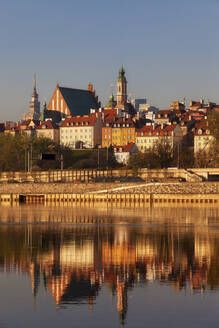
top-left (116, 279), bottom-right (128, 326)
top-left (29, 261), bottom-right (40, 308)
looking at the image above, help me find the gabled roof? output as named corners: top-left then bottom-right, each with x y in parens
top-left (37, 120), bottom-right (58, 130)
top-left (112, 117), bottom-right (135, 127)
top-left (20, 119), bottom-right (40, 127)
top-left (113, 142), bottom-right (136, 153)
top-left (59, 87), bottom-right (99, 116)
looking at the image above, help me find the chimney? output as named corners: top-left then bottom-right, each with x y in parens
top-left (88, 82), bottom-right (93, 92)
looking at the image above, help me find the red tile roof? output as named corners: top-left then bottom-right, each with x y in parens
top-left (113, 142), bottom-right (136, 152)
top-left (21, 120), bottom-right (40, 127)
top-left (37, 120), bottom-right (58, 130)
top-left (61, 113), bottom-right (98, 127)
top-left (136, 124), bottom-right (177, 136)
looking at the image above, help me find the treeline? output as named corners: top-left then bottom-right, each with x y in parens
top-left (129, 139), bottom-right (218, 169)
top-left (128, 139), bottom-right (194, 169)
top-left (0, 134), bottom-right (117, 171)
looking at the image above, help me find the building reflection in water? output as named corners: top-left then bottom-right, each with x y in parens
top-left (0, 204), bottom-right (219, 325)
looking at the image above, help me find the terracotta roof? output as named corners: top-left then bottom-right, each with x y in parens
top-left (190, 101), bottom-right (202, 108)
top-left (103, 108), bottom-right (118, 116)
top-left (37, 120), bottom-right (58, 130)
top-left (136, 124), bottom-right (177, 136)
top-left (112, 117), bottom-right (135, 127)
top-left (113, 143), bottom-right (136, 152)
top-left (61, 113), bottom-right (98, 127)
top-left (21, 119), bottom-right (40, 127)
top-left (156, 109), bottom-right (172, 115)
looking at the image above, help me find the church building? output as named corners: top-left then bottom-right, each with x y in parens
top-left (47, 83), bottom-right (100, 117)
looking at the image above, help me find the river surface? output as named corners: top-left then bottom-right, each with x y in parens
top-left (0, 204), bottom-right (219, 327)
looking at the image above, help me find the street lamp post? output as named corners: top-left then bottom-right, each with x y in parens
top-left (98, 147), bottom-right (100, 169)
top-left (106, 146), bottom-right (109, 170)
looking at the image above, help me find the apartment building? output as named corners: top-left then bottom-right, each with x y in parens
top-left (135, 124), bottom-right (183, 153)
top-left (194, 127), bottom-right (214, 153)
top-left (60, 113), bottom-right (102, 149)
top-left (36, 119), bottom-right (60, 143)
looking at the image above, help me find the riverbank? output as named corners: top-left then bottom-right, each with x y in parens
top-left (0, 181), bottom-right (219, 194)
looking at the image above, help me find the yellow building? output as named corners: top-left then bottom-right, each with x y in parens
top-left (111, 118), bottom-right (135, 146)
top-left (102, 117), bottom-right (135, 147)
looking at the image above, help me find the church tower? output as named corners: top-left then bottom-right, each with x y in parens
top-left (29, 73), bottom-right (40, 120)
top-left (116, 66), bottom-right (127, 107)
top-left (23, 74), bottom-right (41, 121)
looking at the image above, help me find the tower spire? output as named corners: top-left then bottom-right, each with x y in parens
top-left (33, 73), bottom-right (36, 92)
top-left (116, 66), bottom-right (127, 107)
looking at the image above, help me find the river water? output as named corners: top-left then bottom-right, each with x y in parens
top-left (0, 204), bottom-right (219, 327)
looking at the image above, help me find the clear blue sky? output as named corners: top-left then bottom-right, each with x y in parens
top-left (1, 0), bottom-right (219, 120)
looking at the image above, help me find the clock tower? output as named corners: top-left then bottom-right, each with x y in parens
top-left (116, 66), bottom-right (127, 107)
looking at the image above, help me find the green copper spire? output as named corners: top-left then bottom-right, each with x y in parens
top-left (105, 93), bottom-right (116, 108)
top-left (39, 101), bottom-right (47, 121)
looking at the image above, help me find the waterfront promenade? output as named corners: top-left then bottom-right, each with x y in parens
top-left (0, 168), bottom-right (218, 205)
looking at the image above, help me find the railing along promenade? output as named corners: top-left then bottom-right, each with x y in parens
top-left (0, 167), bottom-right (219, 183)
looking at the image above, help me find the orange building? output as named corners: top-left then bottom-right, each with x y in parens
top-left (111, 117), bottom-right (135, 146)
top-left (102, 117), bottom-right (135, 147)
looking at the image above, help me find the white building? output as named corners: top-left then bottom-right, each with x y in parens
top-left (194, 127), bottom-right (214, 153)
top-left (113, 143), bottom-right (138, 165)
top-left (135, 124), bottom-right (183, 153)
top-left (60, 113), bottom-right (103, 149)
top-left (36, 119), bottom-right (60, 144)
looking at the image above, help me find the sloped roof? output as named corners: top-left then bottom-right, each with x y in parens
top-left (37, 120), bottom-right (58, 130)
top-left (43, 109), bottom-right (62, 123)
top-left (59, 87), bottom-right (99, 116)
top-left (136, 124), bottom-right (177, 136)
top-left (113, 143), bottom-right (136, 153)
top-left (21, 119), bottom-right (40, 127)
top-left (61, 113), bottom-right (98, 127)
top-left (112, 117), bottom-right (135, 127)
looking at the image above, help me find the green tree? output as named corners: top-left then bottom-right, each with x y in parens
top-left (129, 139), bottom-right (174, 169)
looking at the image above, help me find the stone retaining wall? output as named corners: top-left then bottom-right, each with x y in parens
top-left (0, 182), bottom-right (218, 195)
